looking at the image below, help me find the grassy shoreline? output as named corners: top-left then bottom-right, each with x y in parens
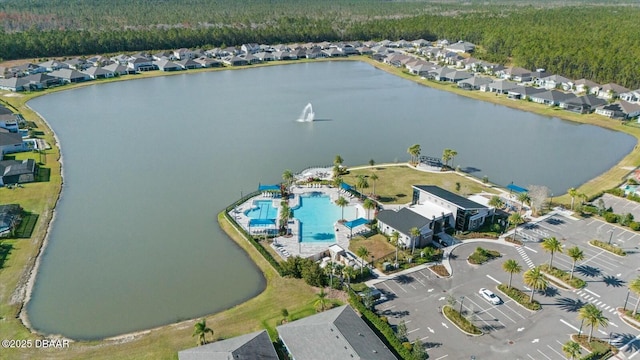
top-left (1, 54), bottom-right (640, 357)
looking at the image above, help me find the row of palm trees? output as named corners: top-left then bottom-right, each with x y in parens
top-left (405, 145), bottom-right (459, 169)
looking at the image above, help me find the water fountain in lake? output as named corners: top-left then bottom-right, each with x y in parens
top-left (297, 103), bottom-right (315, 122)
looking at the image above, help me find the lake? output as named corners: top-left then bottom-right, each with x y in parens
top-left (26, 61), bottom-right (636, 339)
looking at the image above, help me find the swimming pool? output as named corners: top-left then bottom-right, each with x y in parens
top-left (244, 200), bottom-right (278, 220)
top-left (293, 193), bottom-right (356, 242)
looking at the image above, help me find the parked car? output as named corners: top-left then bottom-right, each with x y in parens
top-left (479, 288), bottom-right (501, 305)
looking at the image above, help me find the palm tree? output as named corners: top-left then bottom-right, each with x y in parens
top-left (334, 155), bottom-right (343, 167)
top-left (370, 173), bottom-right (379, 196)
top-left (629, 276), bottom-right (640, 316)
top-left (523, 267), bottom-right (547, 303)
top-left (488, 195), bottom-right (504, 223)
top-left (192, 319), bottom-right (214, 346)
top-left (567, 246), bottom-right (584, 280)
top-left (282, 169), bottom-right (294, 190)
top-left (508, 212), bottom-right (524, 242)
top-left (441, 148), bottom-right (452, 167)
top-left (391, 230), bottom-right (400, 268)
top-left (325, 261), bottom-right (334, 288)
top-left (363, 198), bottom-right (375, 219)
top-left (342, 266), bottom-right (356, 288)
top-left (541, 237), bottom-right (563, 269)
top-left (517, 192), bottom-right (531, 212)
top-left (578, 303), bottom-right (609, 342)
top-left (407, 144), bottom-right (420, 164)
top-left (562, 340), bottom-right (582, 360)
top-left (356, 175), bottom-right (369, 198)
top-left (335, 196), bottom-right (348, 221)
top-left (315, 288), bottom-right (329, 312)
top-left (356, 246), bottom-right (370, 275)
top-left (332, 176), bottom-right (343, 188)
top-left (449, 149), bottom-right (458, 168)
top-left (369, 159), bottom-right (375, 166)
top-left (568, 187), bottom-right (578, 210)
top-left (409, 227), bottom-right (421, 255)
top-left (503, 259), bottom-right (522, 288)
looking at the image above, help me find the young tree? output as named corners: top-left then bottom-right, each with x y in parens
top-left (568, 187), bottom-right (578, 210)
top-left (517, 192), bottom-right (531, 212)
top-left (523, 268), bottom-right (547, 303)
top-left (370, 173), bottom-right (379, 196)
top-left (502, 259), bottom-right (522, 288)
top-left (282, 169), bottom-right (294, 190)
top-left (441, 148), bottom-right (452, 167)
top-left (363, 198), bottom-right (375, 219)
top-left (567, 246), bottom-right (584, 280)
top-left (409, 227), bottom-right (421, 255)
top-left (578, 303), bottom-right (609, 342)
top-left (541, 237), bottom-right (563, 268)
top-left (508, 212), bottom-right (524, 242)
top-left (407, 144), bottom-right (421, 164)
top-left (192, 319), bottom-right (214, 346)
top-left (412, 339), bottom-right (427, 360)
top-left (342, 266), bottom-right (356, 288)
top-left (356, 246), bottom-right (370, 275)
top-left (396, 320), bottom-right (408, 342)
top-left (528, 185), bottom-right (550, 215)
top-left (281, 308), bottom-right (289, 323)
top-left (391, 230), bottom-right (400, 268)
top-left (369, 159), bottom-right (375, 166)
top-left (488, 195), bottom-right (504, 223)
top-left (562, 340), bottom-right (581, 360)
top-left (334, 155), bottom-right (343, 167)
top-left (335, 196), bottom-right (348, 221)
top-left (356, 175), bottom-right (369, 198)
top-left (314, 288), bottom-right (328, 312)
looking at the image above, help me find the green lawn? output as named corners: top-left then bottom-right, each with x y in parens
top-left (343, 164), bottom-right (497, 204)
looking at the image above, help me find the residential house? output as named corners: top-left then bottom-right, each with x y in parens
top-left (103, 63), bottom-right (133, 76)
top-left (322, 48), bottom-right (344, 57)
top-left (241, 54), bottom-right (262, 65)
top-left (23, 73), bottom-right (62, 89)
top-left (335, 43), bottom-right (358, 55)
top-left (595, 101), bottom-right (640, 120)
top-left (537, 74), bottom-right (572, 90)
top-left (291, 48), bottom-right (308, 59)
top-left (529, 90), bottom-right (575, 106)
top-left (154, 59), bottom-right (182, 72)
top-left (152, 51), bottom-right (176, 61)
top-left (457, 76), bottom-right (493, 90)
top-left (176, 58), bottom-right (201, 70)
top-left (571, 79), bottom-right (601, 95)
top-left (598, 83), bottom-right (630, 100)
top-left (193, 57), bottom-right (222, 68)
top-left (62, 58), bottom-right (90, 71)
top-left (559, 94), bottom-right (607, 114)
top-left (377, 207), bottom-right (434, 250)
top-left (110, 54), bottom-right (131, 65)
top-left (407, 62), bottom-right (436, 77)
top-left (0, 104), bottom-right (12, 116)
top-left (0, 77), bottom-right (29, 92)
top-left (377, 39), bottom-right (392, 47)
top-left (499, 66), bottom-right (532, 82)
top-left (241, 43), bottom-right (261, 54)
top-left (127, 56), bottom-right (157, 72)
top-left (0, 131), bottom-right (26, 156)
top-left (277, 305), bottom-right (398, 360)
top-left (82, 67), bottom-right (115, 79)
top-left (445, 40), bottom-right (476, 53)
top-left (412, 185), bottom-right (490, 231)
top-left (0, 159), bottom-right (36, 185)
top-left (86, 55), bottom-right (110, 67)
top-left (178, 330), bottom-right (278, 360)
top-left (0, 204), bottom-right (22, 237)
top-left (481, 79), bottom-right (518, 94)
top-left (506, 85), bottom-right (545, 100)
top-left (305, 47), bottom-right (326, 59)
top-left (223, 56), bottom-right (249, 66)
top-left (48, 69), bottom-right (92, 83)
top-left (620, 89), bottom-right (640, 104)
top-left (10, 63), bottom-right (47, 77)
top-left (0, 114), bottom-right (19, 132)
top-left (383, 53), bottom-right (411, 67)
top-left (356, 46), bottom-right (373, 55)
top-left (412, 39), bottom-right (430, 47)
top-left (440, 69), bottom-right (472, 83)
top-left (173, 48), bottom-right (195, 60)
top-left (389, 39), bottom-right (411, 48)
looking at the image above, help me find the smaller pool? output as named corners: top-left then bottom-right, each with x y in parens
top-left (244, 200), bottom-right (278, 220)
top-left (344, 218), bottom-right (369, 228)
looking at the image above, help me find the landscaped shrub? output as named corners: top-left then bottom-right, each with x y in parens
top-left (468, 247), bottom-right (501, 265)
top-left (572, 335), bottom-right (617, 357)
top-left (538, 264), bottom-right (586, 289)
top-left (630, 222), bottom-right (640, 231)
top-left (628, 178), bottom-right (639, 185)
top-left (429, 264), bottom-right (450, 277)
top-left (497, 284), bottom-right (541, 310)
top-left (629, 193), bottom-right (640, 203)
top-left (581, 205), bottom-right (598, 214)
top-left (589, 240), bottom-right (627, 256)
top-left (605, 188), bottom-right (625, 197)
top-left (443, 305), bottom-right (482, 335)
top-left (604, 212), bottom-right (618, 223)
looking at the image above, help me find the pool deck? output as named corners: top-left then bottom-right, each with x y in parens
top-left (229, 184), bottom-right (372, 260)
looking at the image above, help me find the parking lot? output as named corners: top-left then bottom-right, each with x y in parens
top-left (370, 211), bottom-right (640, 359)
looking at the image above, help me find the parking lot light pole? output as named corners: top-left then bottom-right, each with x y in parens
top-left (578, 318), bottom-right (584, 336)
top-left (459, 296), bottom-right (465, 314)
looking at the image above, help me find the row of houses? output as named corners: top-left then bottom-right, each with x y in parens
top-left (178, 305), bottom-right (398, 360)
top-left (0, 103), bottom-right (39, 186)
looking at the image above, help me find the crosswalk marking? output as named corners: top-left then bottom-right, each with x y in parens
top-left (575, 290), bottom-right (618, 315)
top-left (516, 246), bottom-right (535, 269)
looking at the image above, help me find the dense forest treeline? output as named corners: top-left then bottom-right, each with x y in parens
top-left (1, 1), bottom-right (640, 88)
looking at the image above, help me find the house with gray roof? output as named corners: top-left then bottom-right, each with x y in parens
top-left (412, 185), bottom-right (490, 231)
top-left (0, 131), bottom-right (26, 157)
top-left (595, 101), bottom-right (640, 120)
top-left (178, 329), bottom-right (278, 360)
top-left (0, 204), bottom-right (22, 237)
top-left (154, 59), bottom-right (182, 72)
top-left (620, 89), bottom-right (640, 104)
top-left (48, 69), bottom-right (92, 83)
top-left (377, 207), bottom-right (433, 249)
top-left (82, 66), bottom-right (115, 79)
top-left (598, 83), bottom-right (630, 100)
top-left (0, 77), bottom-right (29, 92)
top-left (507, 85), bottom-right (545, 100)
top-left (571, 79), bottom-right (601, 95)
top-left (481, 79), bottom-right (518, 94)
top-left (457, 76), bottom-right (493, 90)
top-left (0, 159), bottom-right (36, 185)
top-left (529, 90), bottom-right (576, 106)
top-left (499, 66), bottom-right (532, 82)
top-left (445, 40), bottom-right (475, 53)
top-left (277, 305), bottom-right (397, 360)
top-left (177, 58), bottom-right (202, 70)
top-left (103, 63), bottom-right (133, 75)
top-left (193, 57), bottom-right (222, 68)
top-left (0, 114), bottom-right (20, 133)
top-left (537, 74), bottom-right (572, 90)
top-left (559, 94), bottom-right (607, 114)
top-left (127, 56), bottom-right (156, 72)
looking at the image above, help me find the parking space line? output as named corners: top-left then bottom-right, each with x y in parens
top-left (584, 288), bottom-right (601, 298)
top-left (560, 319), bottom-right (580, 332)
top-left (410, 284), bottom-right (417, 290)
top-left (434, 355), bottom-right (449, 360)
top-left (630, 350), bottom-right (640, 359)
top-left (536, 349), bottom-right (553, 360)
top-left (523, 245), bottom-right (538, 253)
top-left (547, 344), bottom-right (566, 358)
top-left (471, 295), bottom-right (517, 323)
top-left (500, 301), bottom-right (527, 320)
top-left (418, 271), bottom-right (430, 279)
top-left (486, 274), bottom-right (502, 284)
top-left (466, 296), bottom-right (512, 325)
top-left (414, 276), bottom-right (426, 287)
top-left (382, 282), bottom-right (398, 295)
top-left (419, 336), bottom-right (429, 341)
top-left (407, 328), bottom-right (420, 334)
top-left (527, 354), bottom-right (536, 360)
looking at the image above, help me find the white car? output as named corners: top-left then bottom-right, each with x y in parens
top-left (479, 288), bottom-right (501, 305)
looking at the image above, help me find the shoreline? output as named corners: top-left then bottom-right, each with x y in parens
top-left (1, 55), bottom-right (639, 353)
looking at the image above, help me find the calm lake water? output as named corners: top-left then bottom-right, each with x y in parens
top-left (26, 61), bottom-right (636, 339)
